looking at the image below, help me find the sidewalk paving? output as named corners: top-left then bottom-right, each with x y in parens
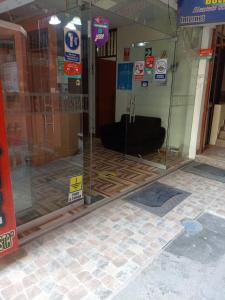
top-left (0, 157), bottom-right (225, 300)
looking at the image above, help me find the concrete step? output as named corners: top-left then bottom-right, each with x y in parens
top-left (219, 130), bottom-right (225, 140)
top-left (216, 138), bottom-right (225, 147)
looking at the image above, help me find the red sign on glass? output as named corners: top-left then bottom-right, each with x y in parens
top-left (199, 48), bottom-right (213, 60)
top-left (123, 48), bottom-right (130, 61)
top-left (64, 61), bottom-right (81, 78)
top-left (145, 56), bottom-right (155, 69)
top-left (0, 81), bottom-right (18, 257)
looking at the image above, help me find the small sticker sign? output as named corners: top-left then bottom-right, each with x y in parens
top-left (70, 175), bottom-right (83, 193)
top-left (145, 56), bottom-right (155, 75)
top-left (145, 47), bottom-right (154, 74)
top-left (141, 81), bottom-right (149, 87)
top-left (123, 48), bottom-right (130, 61)
top-left (92, 16), bottom-right (109, 47)
top-left (68, 175), bottom-right (83, 203)
top-left (134, 61), bottom-right (145, 81)
top-left (155, 58), bottom-right (168, 82)
top-left (64, 62), bottom-right (81, 78)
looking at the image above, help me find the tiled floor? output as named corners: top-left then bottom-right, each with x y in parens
top-left (1, 157), bottom-right (225, 300)
top-left (15, 139), bottom-right (184, 226)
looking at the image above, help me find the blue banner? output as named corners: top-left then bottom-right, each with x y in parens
top-left (117, 63), bottom-right (133, 91)
top-left (178, 0), bottom-right (225, 26)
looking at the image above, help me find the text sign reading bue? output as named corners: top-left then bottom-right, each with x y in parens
top-left (178, 0), bottom-right (225, 26)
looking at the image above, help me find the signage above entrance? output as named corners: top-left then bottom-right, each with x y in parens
top-left (178, 0), bottom-right (225, 26)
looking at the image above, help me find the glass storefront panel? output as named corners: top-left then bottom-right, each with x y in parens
top-left (123, 38), bottom-right (176, 168)
top-left (0, 1), bottom-right (93, 225)
top-left (167, 27), bottom-right (203, 165)
top-left (0, 0), bottom-right (204, 229)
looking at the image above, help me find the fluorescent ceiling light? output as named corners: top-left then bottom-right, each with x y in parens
top-left (137, 42), bottom-right (148, 47)
top-left (66, 22), bottom-right (77, 30)
top-left (94, 0), bottom-right (116, 10)
top-left (49, 15), bottom-right (61, 25)
top-left (71, 16), bottom-right (82, 26)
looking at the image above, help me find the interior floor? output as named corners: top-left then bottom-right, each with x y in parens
top-left (15, 139), bottom-right (185, 226)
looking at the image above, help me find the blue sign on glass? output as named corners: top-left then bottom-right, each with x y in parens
top-left (117, 63), bottom-right (133, 91)
top-left (64, 52), bottom-right (80, 63)
top-left (178, 0), bottom-right (225, 26)
top-left (65, 31), bottom-right (80, 50)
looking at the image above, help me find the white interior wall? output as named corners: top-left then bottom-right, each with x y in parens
top-left (115, 23), bottom-right (169, 122)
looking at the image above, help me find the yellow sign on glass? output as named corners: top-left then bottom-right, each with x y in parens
top-left (69, 176), bottom-right (83, 193)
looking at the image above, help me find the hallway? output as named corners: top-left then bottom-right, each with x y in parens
top-left (1, 157), bottom-right (225, 300)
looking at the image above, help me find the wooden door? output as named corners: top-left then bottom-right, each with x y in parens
top-left (96, 58), bottom-right (116, 136)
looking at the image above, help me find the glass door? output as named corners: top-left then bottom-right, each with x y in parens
top-left (167, 27), bottom-right (203, 166)
top-left (0, 0), bottom-right (93, 225)
top-left (123, 38), bottom-right (176, 169)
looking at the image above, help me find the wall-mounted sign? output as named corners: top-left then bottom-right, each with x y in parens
top-left (199, 48), bottom-right (213, 60)
top-left (145, 48), bottom-right (152, 57)
top-left (0, 81), bottom-right (18, 257)
top-left (117, 63), bottom-right (133, 90)
top-left (178, 0), bottom-right (225, 26)
top-left (155, 58), bottom-right (168, 82)
top-left (145, 48), bottom-right (155, 75)
top-left (92, 16), bottom-right (109, 47)
top-left (134, 61), bottom-right (145, 81)
top-left (68, 175), bottom-right (83, 203)
top-left (123, 48), bottom-right (130, 61)
top-left (141, 81), bottom-right (149, 88)
top-left (64, 28), bottom-right (81, 78)
top-left (64, 62), bottom-right (81, 78)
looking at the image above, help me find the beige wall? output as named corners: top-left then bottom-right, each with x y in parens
top-left (116, 24), bottom-right (172, 134)
top-left (210, 104), bottom-right (225, 145)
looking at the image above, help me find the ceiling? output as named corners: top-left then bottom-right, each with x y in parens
top-left (0, 0), bottom-right (177, 36)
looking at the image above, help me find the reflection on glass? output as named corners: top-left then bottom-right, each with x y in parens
top-left (167, 27), bottom-right (203, 165)
top-left (0, 4), bottom-right (90, 225)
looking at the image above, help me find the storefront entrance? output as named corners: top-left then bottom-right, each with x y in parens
top-left (0, 0), bottom-right (203, 243)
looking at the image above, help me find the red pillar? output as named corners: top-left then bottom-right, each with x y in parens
top-left (0, 81), bottom-right (18, 257)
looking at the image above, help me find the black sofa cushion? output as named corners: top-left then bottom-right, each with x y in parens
top-left (100, 114), bottom-right (166, 156)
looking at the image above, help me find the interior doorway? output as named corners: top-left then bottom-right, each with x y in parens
top-left (199, 25), bottom-right (225, 161)
top-left (96, 58), bottom-right (116, 136)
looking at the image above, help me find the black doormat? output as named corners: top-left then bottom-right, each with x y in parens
top-left (182, 162), bottom-right (225, 183)
top-left (124, 182), bottom-right (190, 217)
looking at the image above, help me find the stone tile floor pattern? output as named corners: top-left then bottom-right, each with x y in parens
top-left (1, 157), bottom-right (225, 300)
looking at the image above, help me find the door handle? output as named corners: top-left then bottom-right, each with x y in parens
top-left (129, 97), bottom-right (132, 124)
top-left (133, 96), bottom-right (136, 123)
